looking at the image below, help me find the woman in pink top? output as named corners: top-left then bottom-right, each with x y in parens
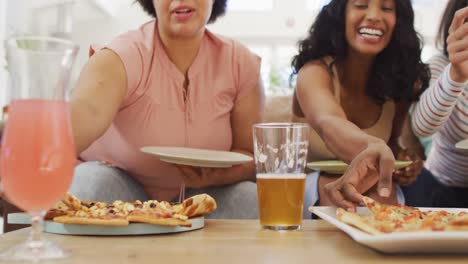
top-left (69, 0), bottom-right (264, 218)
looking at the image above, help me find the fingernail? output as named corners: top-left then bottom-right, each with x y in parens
top-left (379, 188), bottom-right (390, 197)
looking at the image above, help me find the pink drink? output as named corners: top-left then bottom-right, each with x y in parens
top-left (0, 99), bottom-right (76, 212)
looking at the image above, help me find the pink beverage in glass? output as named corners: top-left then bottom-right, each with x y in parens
top-left (0, 99), bottom-right (76, 212)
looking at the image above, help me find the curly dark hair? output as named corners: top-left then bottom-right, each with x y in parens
top-left (135, 0), bottom-right (228, 24)
top-left (291, 0), bottom-right (430, 103)
top-left (437, 0), bottom-right (468, 56)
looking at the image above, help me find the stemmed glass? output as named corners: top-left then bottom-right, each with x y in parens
top-left (0, 36), bottom-right (78, 261)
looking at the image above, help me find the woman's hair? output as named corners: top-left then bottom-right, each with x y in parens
top-left (437, 0), bottom-right (468, 56)
top-left (135, 0), bottom-right (228, 24)
top-left (291, 0), bottom-right (430, 103)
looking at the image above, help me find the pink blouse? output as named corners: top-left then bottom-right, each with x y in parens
top-left (81, 21), bottom-right (261, 201)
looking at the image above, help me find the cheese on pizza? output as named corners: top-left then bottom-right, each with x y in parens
top-left (47, 193), bottom-right (217, 227)
top-left (337, 196), bottom-right (468, 234)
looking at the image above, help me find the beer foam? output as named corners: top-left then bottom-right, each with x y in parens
top-left (256, 173), bottom-right (306, 179)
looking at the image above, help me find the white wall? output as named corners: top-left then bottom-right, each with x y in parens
top-left (70, 0), bottom-right (316, 69)
top-left (73, 1), bottom-right (446, 49)
top-left (1, 0), bottom-right (451, 96)
top-left (71, 2), bottom-right (151, 78)
top-left (0, 0), bottom-right (9, 108)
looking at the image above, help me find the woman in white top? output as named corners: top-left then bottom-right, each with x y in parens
top-left (408, 0), bottom-right (468, 208)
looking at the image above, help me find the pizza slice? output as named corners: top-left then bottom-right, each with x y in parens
top-left (337, 196), bottom-right (468, 233)
top-left (53, 205), bottom-right (129, 226)
top-left (336, 207), bottom-right (424, 234)
top-left (362, 196), bottom-right (423, 225)
top-left (44, 201), bottom-right (73, 220)
top-left (175, 193), bottom-right (217, 218)
top-left (61, 192), bottom-right (86, 211)
top-left (336, 208), bottom-right (383, 235)
top-left (47, 193), bottom-right (217, 227)
top-left (127, 207), bottom-right (192, 227)
top-left (446, 212), bottom-right (468, 231)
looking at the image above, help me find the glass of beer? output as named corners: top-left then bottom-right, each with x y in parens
top-left (253, 123), bottom-right (309, 230)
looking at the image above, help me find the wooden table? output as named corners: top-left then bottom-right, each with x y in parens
top-left (0, 220), bottom-right (467, 264)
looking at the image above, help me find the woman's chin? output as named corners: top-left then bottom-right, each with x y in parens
top-left (168, 25), bottom-right (205, 39)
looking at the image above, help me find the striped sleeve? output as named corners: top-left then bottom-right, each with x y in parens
top-left (412, 57), bottom-right (466, 137)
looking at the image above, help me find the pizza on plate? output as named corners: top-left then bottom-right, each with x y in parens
top-left (336, 196), bottom-right (468, 234)
top-left (44, 193), bottom-right (217, 227)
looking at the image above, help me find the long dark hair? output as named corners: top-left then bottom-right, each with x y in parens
top-left (437, 0), bottom-right (468, 55)
top-left (135, 0), bottom-right (227, 24)
top-left (291, 0), bottom-right (430, 103)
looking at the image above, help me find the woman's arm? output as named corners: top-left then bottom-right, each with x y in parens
top-left (176, 78), bottom-right (265, 188)
top-left (226, 77), bottom-right (265, 181)
top-left (296, 61), bottom-right (388, 163)
top-left (389, 103), bottom-right (424, 186)
top-left (70, 49), bottom-right (128, 154)
top-left (398, 114), bottom-right (426, 160)
top-left (297, 61), bottom-right (394, 209)
top-left (412, 8), bottom-right (468, 137)
top-left (387, 101), bottom-right (410, 154)
top-left (411, 63), bottom-right (466, 138)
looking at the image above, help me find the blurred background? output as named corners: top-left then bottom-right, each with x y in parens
top-left (0, 0), bottom-right (449, 108)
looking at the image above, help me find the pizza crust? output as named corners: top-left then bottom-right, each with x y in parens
top-left (44, 209), bottom-right (70, 220)
top-left (177, 194), bottom-right (217, 218)
top-left (336, 208), bottom-right (383, 235)
top-left (127, 215), bottom-right (192, 227)
top-left (53, 216), bottom-right (129, 226)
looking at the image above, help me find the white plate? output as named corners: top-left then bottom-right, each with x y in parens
top-left (310, 206), bottom-right (468, 254)
top-left (307, 160), bottom-right (413, 174)
top-left (141, 146), bottom-right (253, 168)
top-left (8, 213), bottom-right (204, 236)
top-left (455, 139), bottom-right (468, 150)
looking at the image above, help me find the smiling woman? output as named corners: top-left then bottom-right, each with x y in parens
top-left (290, 0), bottom-right (430, 209)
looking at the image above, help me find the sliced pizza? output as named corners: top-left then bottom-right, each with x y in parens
top-left (336, 208), bottom-right (383, 235)
top-left (336, 196), bottom-right (468, 234)
top-left (362, 196), bottom-right (423, 225)
top-left (61, 192), bottom-right (84, 211)
top-left (47, 193), bottom-right (217, 227)
top-left (128, 207), bottom-right (191, 227)
top-left (53, 207), bottom-right (129, 226)
top-left (44, 201), bottom-right (72, 220)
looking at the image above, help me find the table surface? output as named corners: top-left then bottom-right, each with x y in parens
top-left (0, 220), bottom-right (467, 264)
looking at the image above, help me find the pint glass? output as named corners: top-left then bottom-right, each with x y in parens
top-left (253, 123), bottom-right (309, 230)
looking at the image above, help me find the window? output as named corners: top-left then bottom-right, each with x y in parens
top-left (247, 44), bottom-right (296, 96)
top-left (413, 0), bottom-right (447, 9)
top-left (306, 0), bottom-right (331, 11)
top-left (228, 0), bottom-right (273, 11)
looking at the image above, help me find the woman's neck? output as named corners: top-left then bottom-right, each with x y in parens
top-left (336, 51), bottom-right (375, 95)
top-left (159, 28), bottom-right (204, 76)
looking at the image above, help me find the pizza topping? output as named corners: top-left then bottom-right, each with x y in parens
top-left (48, 193), bottom-right (217, 227)
top-left (337, 196), bottom-right (468, 234)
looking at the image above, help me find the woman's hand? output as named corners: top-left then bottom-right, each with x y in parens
top-left (176, 165), bottom-right (225, 189)
top-left (447, 6), bottom-right (468, 82)
top-left (393, 148), bottom-right (423, 186)
top-left (324, 141), bottom-right (395, 210)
